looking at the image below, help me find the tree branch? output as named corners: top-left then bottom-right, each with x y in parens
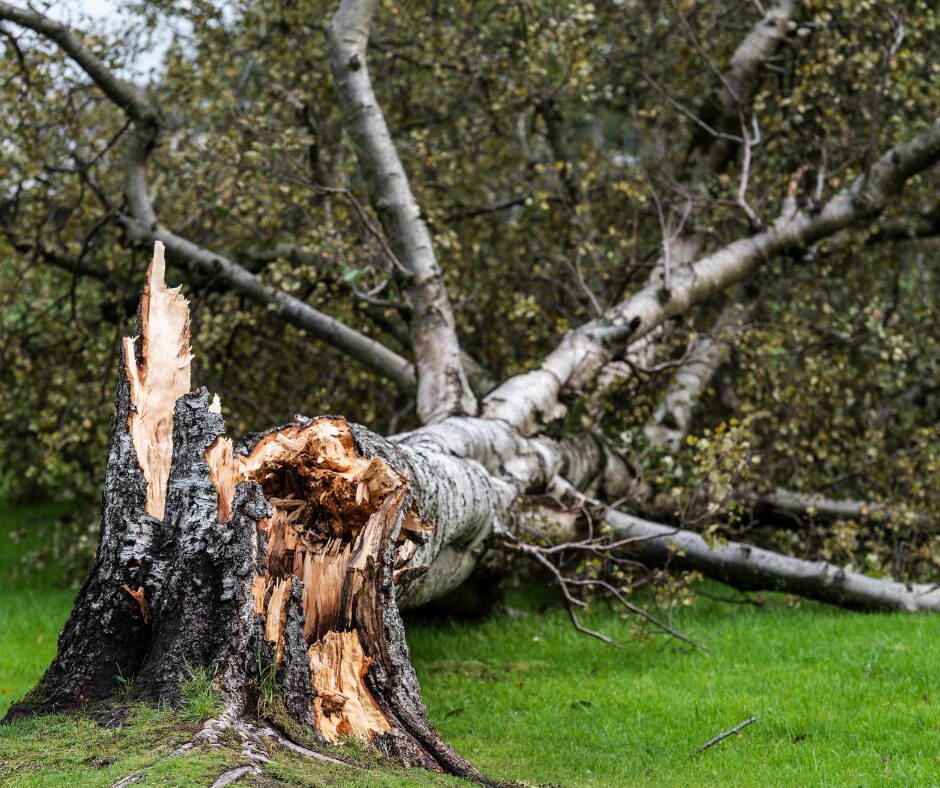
top-left (868, 201), bottom-right (940, 243)
top-left (602, 506), bottom-right (940, 612)
top-left (0, 1), bottom-right (417, 393)
top-left (483, 119), bottom-right (940, 435)
top-left (0, 1), bottom-right (153, 123)
top-left (644, 303), bottom-right (750, 451)
top-left (743, 487), bottom-right (934, 533)
top-left (573, 0), bottom-right (803, 432)
top-left (328, 0), bottom-right (476, 423)
top-left (682, 0), bottom-right (801, 182)
top-left (123, 142), bottom-right (416, 390)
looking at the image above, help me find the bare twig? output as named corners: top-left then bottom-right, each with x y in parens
top-left (650, 189), bottom-right (672, 294)
top-left (500, 532), bottom-right (708, 653)
top-left (691, 715), bottom-right (758, 757)
top-left (736, 115), bottom-right (762, 228)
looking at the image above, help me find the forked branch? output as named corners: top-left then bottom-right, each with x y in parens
top-left (0, 1), bottom-right (417, 394)
top-left (483, 118), bottom-right (940, 435)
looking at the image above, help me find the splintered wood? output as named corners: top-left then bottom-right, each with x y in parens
top-left (206, 396), bottom-right (237, 522)
top-left (308, 630), bottom-right (391, 741)
top-left (103, 243), bottom-right (467, 767)
top-left (124, 241), bottom-right (193, 520)
top-left (214, 418), bottom-right (429, 744)
top-left (121, 243), bottom-right (426, 745)
top-left (264, 578), bottom-right (292, 664)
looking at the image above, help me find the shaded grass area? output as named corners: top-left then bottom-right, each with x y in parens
top-left (0, 502), bottom-right (74, 715)
top-left (2, 502), bottom-right (939, 786)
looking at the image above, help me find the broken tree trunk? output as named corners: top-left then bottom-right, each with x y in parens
top-left (4, 243), bottom-right (479, 779)
top-left (9, 240), bottom-right (940, 778)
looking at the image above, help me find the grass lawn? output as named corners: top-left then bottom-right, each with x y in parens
top-left (1, 501), bottom-right (939, 786)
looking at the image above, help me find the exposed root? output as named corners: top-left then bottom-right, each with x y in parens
top-left (108, 711), bottom-right (350, 788)
top-left (210, 766), bottom-right (261, 787)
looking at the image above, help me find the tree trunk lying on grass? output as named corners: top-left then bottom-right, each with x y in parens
top-left (9, 242), bottom-right (940, 781)
top-left (4, 0), bottom-right (940, 777)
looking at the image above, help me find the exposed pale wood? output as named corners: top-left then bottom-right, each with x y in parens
top-left (120, 584), bottom-right (151, 623)
top-left (264, 578), bottom-right (292, 665)
top-left (216, 417), bottom-right (438, 747)
top-left (124, 241), bottom-right (193, 520)
top-left (205, 398), bottom-right (237, 523)
top-left (308, 630), bottom-right (392, 743)
top-left (251, 576), bottom-right (269, 616)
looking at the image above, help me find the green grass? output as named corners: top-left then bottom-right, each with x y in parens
top-left (179, 665), bottom-right (224, 722)
top-left (410, 594), bottom-right (940, 786)
top-left (2, 502), bottom-right (940, 786)
top-left (0, 706), bottom-right (458, 787)
top-left (0, 502), bottom-right (74, 715)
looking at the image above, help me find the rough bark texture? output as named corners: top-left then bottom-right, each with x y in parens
top-left (4, 1), bottom-right (940, 780)
top-left (9, 232), bottom-right (940, 787)
top-left (5, 338), bottom-right (153, 716)
top-left (3, 248), bottom-right (479, 780)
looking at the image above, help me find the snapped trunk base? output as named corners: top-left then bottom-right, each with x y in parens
top-left (3, 243), bottom-right (481, 781)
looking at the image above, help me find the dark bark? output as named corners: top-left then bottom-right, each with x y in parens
top-left (2, 257), bottom-right (482, 782)
top-left (4, 341), bottom-right (152, 717)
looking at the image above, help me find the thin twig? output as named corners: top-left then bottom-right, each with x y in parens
top-left (501, 533), bottom-right (707, 653)
top-left (691, 716), bottom-right (758, 757)
top-left (650, 189), bottom-right (671, 294)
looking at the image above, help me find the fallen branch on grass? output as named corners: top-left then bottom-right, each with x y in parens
top-left (691, 715), bottom-right (758, 757)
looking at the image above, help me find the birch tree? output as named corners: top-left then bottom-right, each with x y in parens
top-left (2, 0), bottom-right (939, 779)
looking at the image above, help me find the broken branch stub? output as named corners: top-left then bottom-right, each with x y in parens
top-left (5, 243), bottom-right (479, 779)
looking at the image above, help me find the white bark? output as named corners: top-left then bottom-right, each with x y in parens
top-left (5, 0), bottom-right (940, 627)
top-left (328, 0), bottom-right (476, 424)
top-left (603, 508), bottom-right (940, 612)
top-left (483, 118), bottom-right (940, 436)
top-left (387, 418), bottom-right (621, 606)
top-left (683, 0), bottom-right (802, 182)
top-left (645, 304), bottom-right (749, 451)
top-left (123, 149), bottom-right (417, 391)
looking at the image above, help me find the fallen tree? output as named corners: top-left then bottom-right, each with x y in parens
top-left (10, 235), bottom-right (940, 777)
top-left (4, 0), bottom-right (940, 781)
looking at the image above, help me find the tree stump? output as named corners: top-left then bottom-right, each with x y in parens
top-left (4, 243), bottom-right (480, 780)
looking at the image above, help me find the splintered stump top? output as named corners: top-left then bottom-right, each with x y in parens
top-left (6, 243), bottom-right (481, 781)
